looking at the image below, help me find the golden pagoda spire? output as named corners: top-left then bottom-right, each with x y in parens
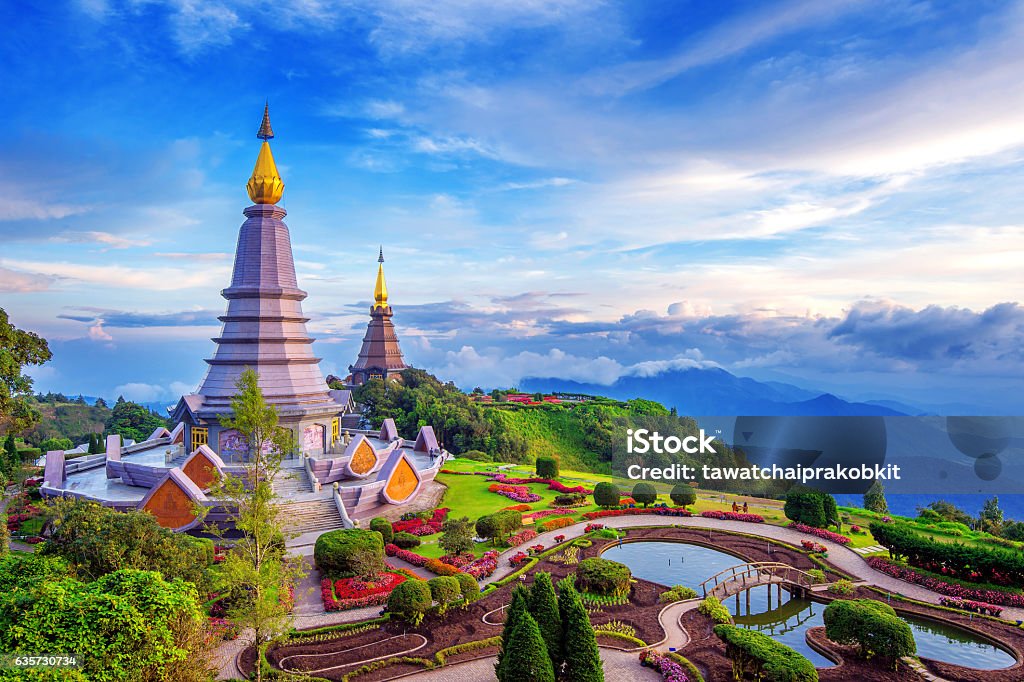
top-left (373, 246), bottom-right (389, 309)
top-left (246, 103), bottom-right (284, 204)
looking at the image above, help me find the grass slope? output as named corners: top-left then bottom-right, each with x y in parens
top-left (484, 407), bottom-right (605, 473)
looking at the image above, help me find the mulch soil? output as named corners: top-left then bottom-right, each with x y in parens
top-left (247, 525), bottom-right (1024, 682)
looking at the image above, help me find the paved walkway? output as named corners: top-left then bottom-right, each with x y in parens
top-left (405, 648), bottom-right (660, 682)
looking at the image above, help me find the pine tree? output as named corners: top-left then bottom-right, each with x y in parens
top-left (863, 480), bottom-right (888, 514)
top-left (2, 434), bottom-right (18, 482)
top-left (558, 576), bottom-right (604, 682)
top-left (495, 585), bottom-right (530, 679)
top-left (529, 572), bottom-right (563, 671)
top-left (496, 611), bottom-right (555, 682)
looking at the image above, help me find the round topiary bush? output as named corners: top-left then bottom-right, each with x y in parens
top-left (369, 517), bottom-right (394, 544)
top-left (576, 557), bottom-right (632, 597)
top-left (393, 531), bottom-right (421, 549)
top-left (670, 483), bottom-right (697, 507)
top-left (388, 579), bottom-right (433, 625)
top-left (313, 528), bottom-right (385, 579)
top-left (593, 482), bottom-right (620, 508)
top-left (454, 572), bottom-right (480, 602)
top-left (631, 482), bottom-right (657, 507)
top-left (427, 575), bottom-right (462, 613)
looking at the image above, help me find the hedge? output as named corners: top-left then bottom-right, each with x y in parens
top-left (870, 521), bottom-right (1024, 585)
top-left (823, 599), bottom-right (915, 664)
top-left (535, 457), bottom-right (559, 478)
top-left (392, 531), bottom-right (421, 549)
top-left (697, 595), bottom-right (732, 624)
top-left (577, 557), bottom-right (632, 597)
top-left (713, 624), bottom-right (818, 682)
top-left (314, 529), bottom-right (385, 579)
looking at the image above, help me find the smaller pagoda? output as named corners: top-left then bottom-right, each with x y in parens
top-left (348, 248), bottom-right (408, 385)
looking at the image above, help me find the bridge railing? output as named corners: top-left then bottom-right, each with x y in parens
top-left (699, 561), bottom-right (818, 598)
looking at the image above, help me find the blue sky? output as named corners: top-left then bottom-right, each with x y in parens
top-left (2, 0), bottom-right (1023, 412)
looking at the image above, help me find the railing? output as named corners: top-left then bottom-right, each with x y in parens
top-left (303, 454), bottom-right (322, 493)
top-left (332, 483), bottom-right (355, 529)
top-left (699, 562), bottom-right (818, 598)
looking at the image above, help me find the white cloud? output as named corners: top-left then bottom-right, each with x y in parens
top-left (0, 197), bottom-right (90, 221)
top-left (0, 266), bottom-right (53, 293)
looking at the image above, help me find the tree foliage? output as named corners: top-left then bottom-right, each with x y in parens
top-left (593, 481), bottom-right (620, 508)
top-left (0, 555), bottom-right (211, 682)
top-left (528, 571), bottom-right (563, 670)
top-left (670, 483), bottom-right (697, 507)
top-left (784, 487), bottom-right (839, 529)
top-left (439, 515), bottom-right (476, 555)
top-left (104, 398), bottom-right (168, 443)
top-left (863, 479), bottom-right (888, 514)
top-left (535, 456), bottom-right (559, 478)
top-left (476, 509), bottom-right (522, 544)
top-left (369, 517), bottom-right (394, 544)
top-left (496, 609), bottom-right (555, 682)
top-left (40, 498), bottom-right (214, 592)
top-left (0, 308), bottom-right (51, 435)
top-left (823, 599), bottom-right (915, 666)
top-left (388, 579), bottom-right (432, 625)
top-left (714, 624), bottom-right (818, 682)
top-left (427, 575), bottom-right (461, 614)
top-left (558, 576), bottom-right (604, 682)
top-left (314, 528), bottom-right (386, 578)
top-left (631, 482), bottom-right (657, 507)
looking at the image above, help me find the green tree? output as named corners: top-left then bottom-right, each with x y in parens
top-left (496, 610), bottom-right (555, 682)
top-left (631, 482), bottom-right (657, 507)
top-left (104, 400), bottom-right (168, 443)
top-left (88, 432), bottom-right (104, 455)
top-left (980, 496), bottom-right (1004, 535)
top-left (94, 397), bottom-right (108, 409)
top-left (670, 483), bottom-right (697, 507)
top-left (923, 499), bottom-right (975, 527)
top-left (784, 487), bottom-right (838, 529)
top-left (439, 515), bottom-right (475, 555)
top-left (558, 576), bottom-right (604, 682)
top-left (863, 479), bottom-right (888, 514)
top-left (40, 497), bottom-right (213, 591)
top-left (536, 456), bottom-right (559, 478)
top-left (0, 508), bottom-right (9, 558)
top-left (495, 585), bottom-right (530, 679)
top-left (2, 433), bottom-right (17, 482)
top-left (823, 598), bottom-right (915, 668)
top-left (0, 308), bottom-right (51, 436)
top-left (387, 579), bottom-right (433, 625)
top-left (528, 571), bottom-right (563, 671)
top-left (199, 369), bottom-right (304, 682)
top-left (39, 437), bottom-right (73, 452)
top-left (593, 481), bottom-right (619, 508)
top-left (427, 576), bottom-right (461, 614)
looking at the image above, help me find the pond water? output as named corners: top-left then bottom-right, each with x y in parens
top-left (605, 540), bottom-right (1016, 670)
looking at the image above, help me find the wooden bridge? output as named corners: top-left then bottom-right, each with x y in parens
top-left (699, 562), bottom-right (822, 600)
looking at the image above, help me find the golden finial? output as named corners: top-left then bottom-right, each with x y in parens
top-left (246, 104), bottom-right (284, 204)
top-left (374, 247), bottom-right (388, 309)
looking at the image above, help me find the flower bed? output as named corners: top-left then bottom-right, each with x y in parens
top-left (700, 510), bottom-right (765, 523)
top-left (639, 650), bottom-right (689, 682)
top-left (526, 508), bottom-right (576, 520)
top-left (321, 571), bottom-right (407, 611)
top-left (509, 551), bottom-right (530, 567)
top-left (527, 544), bottom-right (545, 555)
top-left (801, 540), bottom-right (828, 553)
top-left (554, 534), bottom-right (566, 543)
top-left (425, 558), bottom-right (461, 576)
top-left (392, 508), bottom-right (449, 536)
top-left (584, 523), bottom-right (604, 532)
top-left (208, 616), bottom-right (240, 641)
top-left (385, 544), bottom-right (428, 567)
top-left (508, 529), bottom-right (539, 547)
top-left (867, 557), bottom-right (1024, 607)
top-left (788, 522), bottom-right (851, 545)
top-left (486, 472), bottom-right (593, 495)
top-left (504, 504), bottom-right (532, 512)
top-left (439, 552), bottom-right (476, 568)
top-left (465, 551), bottom-right (499, 578)
top-left (488, 483), bottom-right (542, 503)
top-left (582, 507), bottom-right (692, 521)
top-left (939, 596), bottom-right (1004, 617)
top-left (539, 516), bottom-right (576, 532)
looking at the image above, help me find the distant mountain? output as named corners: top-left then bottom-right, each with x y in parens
top-left (521, 367), bottom-right (910, 416)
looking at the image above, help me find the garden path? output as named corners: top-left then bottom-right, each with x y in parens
top-left (403, 647), bottom-right (661, 681)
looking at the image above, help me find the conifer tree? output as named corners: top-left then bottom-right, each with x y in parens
top-left (558, 576), bottom-right (604, 682)
top-left (495, 585), bottom-right (529, 679)
top-left (529, 571), bottom-right (563, 670)
top-left (864, 480), bottom-right (888, 514)
top-left (497, 611), bottom-right (555, 682)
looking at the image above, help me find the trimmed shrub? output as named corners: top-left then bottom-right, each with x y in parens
top-left (392, 531), bottom-right (421, 549)
top-left (823, 599), bottom-right (915, 665)
top-left (631, 482), bottom-right (658, 507)
top-left (314, 528), bottom-right (385, 579)
top-left (784, 487), bottom-right (838, 529)
top-left (698, 595), bottom-right (732, 624)
top-left (387, 579), bottom-right (432, 625)
top-left (827, 579), bottom-right (854, 595)
top-left (454, 572), bottom-right (480, 603)
top-left (427, 576), bottom-right (461, 614)
top-left (528, 571), bottom-right (563, 670)
top-left (670, 484), bottom-right (697, 507)
top-left (369, 517), bottom-right (394, 544)
top-left (714, 624), bottom-right (818, 682)
top-left (554, 492), bottom-right (587, 506)
top-left (593, 481), bottom-right (620, 508)
top-left (576, 557), bottom-right (631, 598)
top-left (807, 569), bottom-right (826, 585)
top-left (558, 576), bottom-right (604, 682)
top-left (497, 609), bottom-right (555, 682)
top-left (659, 584), bottom-right (698, 603)
top-left (535, 457), bottom-right (559, 479)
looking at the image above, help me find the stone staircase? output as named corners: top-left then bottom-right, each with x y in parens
top-left (278, 497), bottom-right (343, 535)
top-left (273, 470), bottom-right (312, 496)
